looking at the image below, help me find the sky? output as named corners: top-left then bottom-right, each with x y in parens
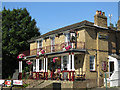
top-left (2, 2), bottom-right (118, 35)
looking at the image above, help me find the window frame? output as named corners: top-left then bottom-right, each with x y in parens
top-left (51, 36), bottom-right (55, 52)
top-left (89, 55), bottom-right (95, 71)
top-left (37, 40), bottom-right (43, 49)
top-left (39, 40), bottom-right (43, 48)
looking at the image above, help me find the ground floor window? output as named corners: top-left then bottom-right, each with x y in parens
top-left (90, 56), bottom-right (95, 71)
top-left (63, 56), bottom-right (68, 70)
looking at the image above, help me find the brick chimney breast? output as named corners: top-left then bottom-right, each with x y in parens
top-left (117, 16), bottom-right (120, 30)
top-left (94, 10), bottom-right (107, 28)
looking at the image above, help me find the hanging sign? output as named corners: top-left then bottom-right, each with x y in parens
top-left (102, 61), bottom-right (107, 72)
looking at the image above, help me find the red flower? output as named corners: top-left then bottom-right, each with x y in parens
top-left (41, 49), bottom-right (45, 54)
top-left (17, 54), bottom-right (25, 59)
top-left (26, 60), bottom-right (32, 65)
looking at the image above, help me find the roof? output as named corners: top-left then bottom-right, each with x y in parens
top-left (110, 54), bottom-right (120, 60)
top-left (28, 20), bottom-right (120, 43)
top-left (22, 49), bottom-right (86, 60)
top-left (28, 20), bottom-right (94, 42)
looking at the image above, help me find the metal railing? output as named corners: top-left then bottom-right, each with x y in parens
top-left (21, 41), bottom-right (85, 56)
top-left (22, 70), bottom-right (86, 81)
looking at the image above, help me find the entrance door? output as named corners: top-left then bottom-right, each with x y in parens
top-left (110, 62), bottom-right (114, 76)
top-left (63, 56), bottom-right (68, 80)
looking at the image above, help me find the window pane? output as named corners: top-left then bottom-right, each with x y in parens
top-left (63, 56), bottom-right (67, 70)
top-left (90, 56), bottom-right (95, 70)
top-left (39, 40), bottom-right (42, 48)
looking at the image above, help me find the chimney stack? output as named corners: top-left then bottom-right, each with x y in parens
top-left (117, 16), bottom-right (120, 30)
top-left (94, 10), bottom-right (107, 28)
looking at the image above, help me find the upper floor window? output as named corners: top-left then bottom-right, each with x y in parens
top-left (37, 40), bottom-right (42, 49)
top-left (51, 37), bottom-right (55, 45)
top-left (51, 37), bottom-right (55, 52)
top-left (90, 56), bottom-right (95, 71)
top-left (65, 33), bottom-right (70, 42)
top-left (65, 33), bottom-right (71, 46)
top-left (70, 32), bottom-right (76, 43)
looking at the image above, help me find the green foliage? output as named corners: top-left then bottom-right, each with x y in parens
top-left (22, 83), bottom-right (29, 88)
top-left (2, 7), bottom-right (40, 78)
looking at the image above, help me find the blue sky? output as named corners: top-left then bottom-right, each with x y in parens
top-left (2, 2), bottom-right (118, 35)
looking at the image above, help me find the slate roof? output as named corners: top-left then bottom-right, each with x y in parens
top-left (28, 20), bottom-right (94, 42)
top-left (28, 20), bottom-right (119, 43)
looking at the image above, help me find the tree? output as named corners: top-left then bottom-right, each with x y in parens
top-left (2, 7), bottom-right (40, 78)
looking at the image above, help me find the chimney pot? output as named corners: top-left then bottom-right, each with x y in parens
top-left (102, 12), bottom-right (105, 16)
top-left (99, 11), bottom-right (102, 15)
top-left (96, 10), bottom-right (99, 15)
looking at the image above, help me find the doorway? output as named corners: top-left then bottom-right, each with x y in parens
top-left (110, 62), bottom-right (114, 76)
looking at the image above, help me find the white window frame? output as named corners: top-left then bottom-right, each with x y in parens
top-left (33, 60), bottom-right (36, 72)
top-left (39, 40), bottom-right (43, 49)
top-left (63, 56), bottom-right (68, 70)
top-left (65, 33), bottom-right (70, 46)
top-left (37, 40), bottom-right (43, 55)
top-left (90, 56), bottom-right (95, 71)
top-left (37, 40), bottom-right (42, 48)
top-left (51, 36), bottom-right (55, 52)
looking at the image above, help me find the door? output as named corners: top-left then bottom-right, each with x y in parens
top-left (63, 56), bottom-right (68, 80)
top-left (110, 62), bottom-right (114, 76)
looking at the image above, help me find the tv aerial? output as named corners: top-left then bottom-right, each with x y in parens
top-left (109, 14), bottom-right (112, 25)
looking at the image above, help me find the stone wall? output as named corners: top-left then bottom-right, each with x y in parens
top-left (73, 79), bottom-right (97, 88)
top-left (94, 15), bottom-right (107, 28)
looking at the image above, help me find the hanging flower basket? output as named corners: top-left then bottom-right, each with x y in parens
top-left (53, 57), bottom-right (59, 63)
top-left (38, 49), bottom-right (45, 55)
top-left (65, 45), bottom-right (72, 50)
top-left (17, 54), bottom-right (25, 59)
top-left (41, 49), bottom-right (45, 54)
top-left (26, 60), bottom-right (33, 65)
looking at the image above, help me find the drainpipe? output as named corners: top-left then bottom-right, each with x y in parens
top-left (115, 31), bottom-right (118, 55)
top-left (75, 30), bottom-right (77, 49)
top-left (96, 30), bottom-right (99, 87)
top-left (96, 51), bottom-right (98, 87)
